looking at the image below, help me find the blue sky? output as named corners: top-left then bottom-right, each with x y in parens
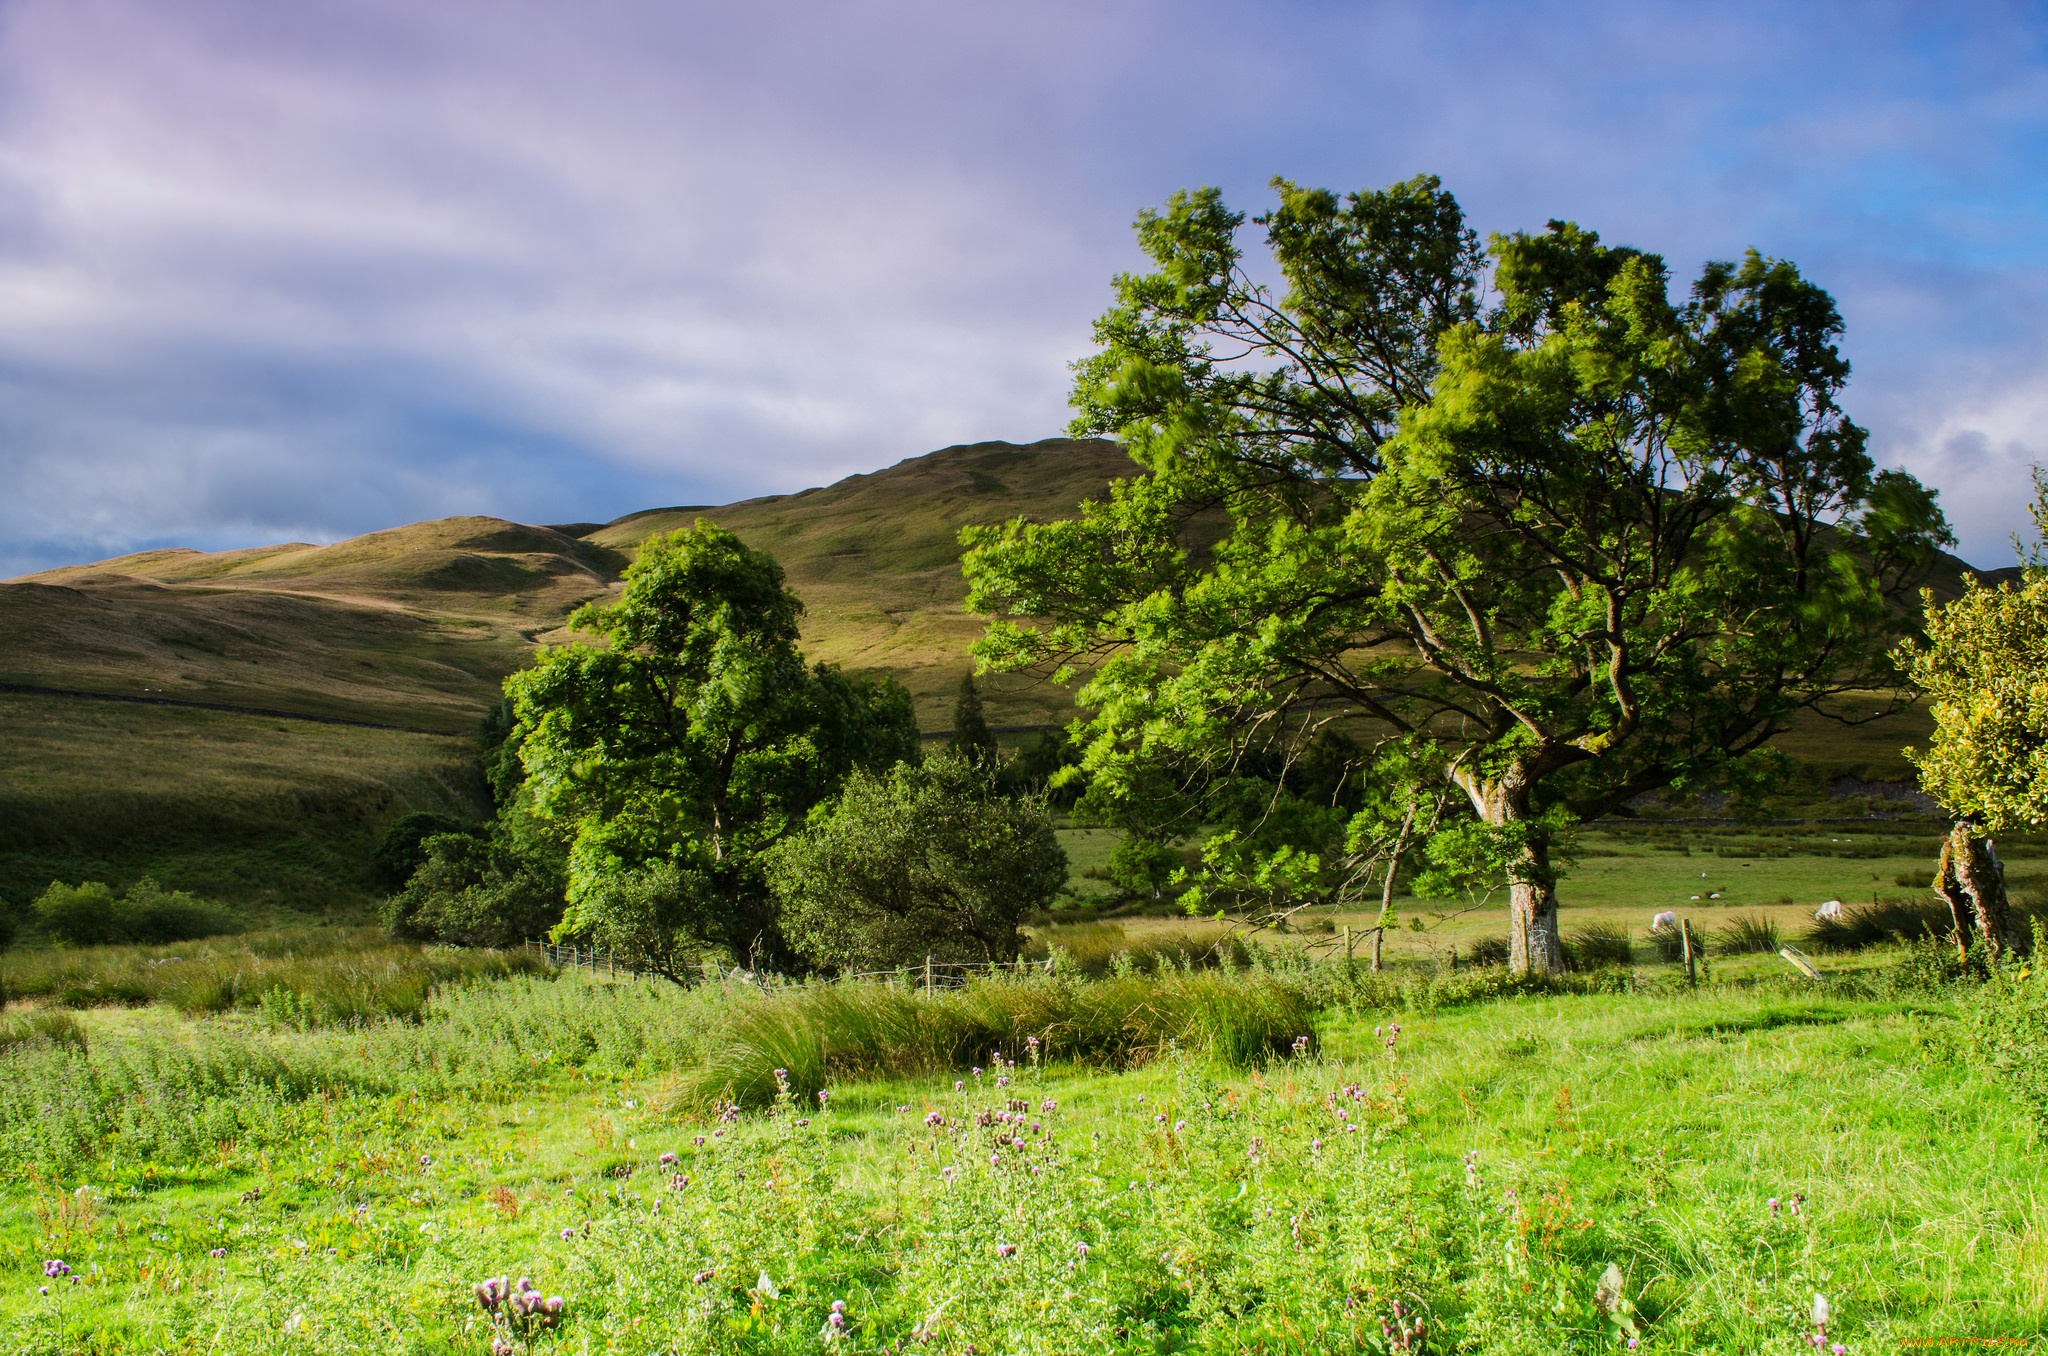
top-left (2, 0), bottom-right (2046, 574)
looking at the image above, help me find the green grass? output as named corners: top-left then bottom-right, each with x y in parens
top-left (0, 938), bottom-right (2037, 1352)
top-left (0, 692), bottom-right (491, 913)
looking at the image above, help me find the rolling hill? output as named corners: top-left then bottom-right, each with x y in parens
top-left (0, 438), bottom-right (1136, 908)
top-left (0, 434), bottom-right (2007, 911)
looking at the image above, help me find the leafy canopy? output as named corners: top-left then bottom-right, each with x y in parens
top-left (767, 755), bottom-right (1068, 973)
top-left (1902, 470), bottom-right (2048, 831)
top-left (964, 175), bottom-right (1950, 973)
top-left (507, 522), bottom-right (918, 975)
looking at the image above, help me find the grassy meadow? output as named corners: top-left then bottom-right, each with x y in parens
top-left (0, 900), bottom-right (2039, 1353)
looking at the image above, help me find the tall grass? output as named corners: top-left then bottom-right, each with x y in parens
top-left (1715, 911), bottom-right (1783, 955)
top-left (676, 970), bottom-right (1317, 1108)
top-left (1021, 921), bottom-right (1250, 978)
top-left (0, 928), bottom-right (545, 1022)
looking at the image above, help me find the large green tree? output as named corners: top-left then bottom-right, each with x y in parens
top-left (964, 176), bottom-right (1950, 974)
top-left (507, 522), bottom-right (919, 976)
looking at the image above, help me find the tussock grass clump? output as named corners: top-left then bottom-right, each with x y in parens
top-left (1715, 912), bottom-right (1783, 955)
top-left (0, 928), bottom-right (546, 1023)
top-left (1022, 922), bottom-right (1249, 978)
top-left (676, 970), bottom-right (1315, 1108)
top-left (0, 1009), bottom-right (87, 1056)
top-left (1564, 921), bottom-right (1634, 969)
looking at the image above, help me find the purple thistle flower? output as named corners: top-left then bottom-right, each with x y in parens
top-left (818, 1089), bottom-right (832, 1105)
top-left (1040, 1097), bottom-right (1058, 1113)
top-left (954, 1080), bottom-right (965, 1091)
top-left (474, 1276), bottom-right (509, 1311)
top-left (659, 1151), bottom-right (677, 1165)
top-left (995, 1243), bottom-right (1017, 1258)
top-left (209, 1247), bottom-right (227, 1259)
top-left (971, 1067), bottom-right (982, 1077)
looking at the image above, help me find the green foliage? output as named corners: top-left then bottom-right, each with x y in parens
top-left (769, 757), bottom-right (1068, 971)
top-left (949, 673), bottom-right (998, 767)
top-left (508, 522), bottom-right (919, 973)
top-left (1959, 926), bottom-right (2048, 1123)
top-left (996, 725), bottom-right (1086, 805)
top-left (1902, 575), bottom-right (2048, 830)
top-left (371, 811), bottom-right (486, 892)
top-left (31, 877), bottom-right (239, 947)
top-left (381, 824), bottom-right (566, 949)
top-left (964, 175), bottom-right (1951, 976)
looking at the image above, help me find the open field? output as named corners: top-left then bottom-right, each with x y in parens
top-left (0, 927), bottom-right (2038, 1353)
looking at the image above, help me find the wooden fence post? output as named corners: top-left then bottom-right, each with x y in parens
top-left (1681, 918), bottom-right (1697, 989)
top-left (1343, 925), bottom-right (1354, 970)
top-left (925, 954), bottom-right (934, 992)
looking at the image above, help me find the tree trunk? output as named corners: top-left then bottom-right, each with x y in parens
top-left (1372, 805), bottom-right (1416, 974)
top-left (1465, 767), bottom-right (1565, 977)
top-left (1937, 821), bottom-right (2024, 957)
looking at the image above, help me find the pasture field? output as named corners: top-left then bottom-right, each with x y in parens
top-left (0, 919), bottom-right (2039, 1354)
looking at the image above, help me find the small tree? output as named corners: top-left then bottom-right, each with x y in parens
top-left (382, 820), bottom-right (567, 950)
top-left (1899, 474), bottom-right (2048, 956)
top-left (951, 673), bottom-right (1000, 766)
top-left (508, 523), bottom-right (919, 977)
top-left (767, 756), bottom-right (1068, 973)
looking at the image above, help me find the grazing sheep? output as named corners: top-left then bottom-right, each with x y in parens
top-left (1813, 899), bottom-right (1845, 921)
top-left (1651, 910), bottom-right (1678, 931)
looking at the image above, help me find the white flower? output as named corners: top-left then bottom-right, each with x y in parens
top-left (756, 1271), bottom-right (780, 1300)
top-left (1811, 1292), bottom-right (1831, 1326)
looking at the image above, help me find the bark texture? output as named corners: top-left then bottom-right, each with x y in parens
top-left (1935, 822), bottom-right (2026, 957)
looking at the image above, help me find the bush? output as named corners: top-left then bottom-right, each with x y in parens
top-left (382, 832), bottom-right (564, 949)
top-left (769, 756), bottom-right (1068, 972)
top-left (373, 812), bottom-right (487, 891)
top-left (32, 878), bottom-right (239, 947)
top-left (1714, 912), bottom-right (1782, 955)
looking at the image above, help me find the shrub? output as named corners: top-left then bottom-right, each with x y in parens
top-left (769, 756), bottom-right (1068, 972)
top-left (373, 812), bottom-right (488, 891)
top-left (32, 878), bottom-right (238, 947)
top-left (383, 833), bottom-right (564, 949)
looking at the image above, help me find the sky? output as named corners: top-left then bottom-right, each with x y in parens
top-left (2, 0), bottom-right (2046, 576)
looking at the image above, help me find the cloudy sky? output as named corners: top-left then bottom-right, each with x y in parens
top-left (2, 0), bottom-right (2044, 575)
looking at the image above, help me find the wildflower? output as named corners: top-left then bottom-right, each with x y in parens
top-left (756, 1271), bottom-right (780, 1300)
top-left (924, 1111), bottom-right (945, 1127)
top-left (692, 1269), bottom-right (715, 1283)
top-left (954, 1080), bottom-right (965, 1091)
top-left (492, 1340), bottom-right (515, 1356)
top-left (419, 1154), bottom-right (433, 1167)
top-left (1311, 1138), bottom-right (1322, 1152)
top-left (1768, 1196), bottom-right (1781, 1216)
top-left (37, 1286), bottom-right (46, 1295)
top-left (659, 1151), bottom-right (677, 1165)
top-left (818, 1089), bottom-right (832, 1105)
top-left (693, 1134), bottom-right (707, 1146)
top-left (209, 1247), bottom-right (227, 1259)
top-left (996, 1076), bottom-right (1010, 1087)
top-left (474, 1276), bottom-right (509, 1311)
top-left (797, 1117), bottom-right (811, 1127)
top-left (1032, 1121), bottom-right (1043, 1134)
top-left (560, 1228), bottom-right (576, 1241)
top-left (1026, 1036), bottom-right (1039, 1048)
top-left (971, 1067), bottom-right (982, 1077)
top-left (1075, 1242), bottom-right (1090, 1259)
top-left (897, 1104), bottom-right (910, 1113)
top-left (1812, 1294), bottom-right (1830, 1326)
top-left (42, 1260), bottom-right (70, 1279)
top-left (1040, 1097), bottom-right (1058, 1113)
top-left (995, 1243), bottom-right (1018, 1258)
top-left (1154, 1113), bottom-right (1168, 1124)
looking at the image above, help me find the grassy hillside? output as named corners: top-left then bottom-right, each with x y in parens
top-left (0, 691), bottom-right (489, 914)
top-left (0, 440), bottom-right (1136, 907)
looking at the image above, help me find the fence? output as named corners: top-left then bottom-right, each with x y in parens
top-left (524, 940), bottom-right (1056, 990)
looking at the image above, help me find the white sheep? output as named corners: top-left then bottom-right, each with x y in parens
top-left (1813, 900), bottom-right (1845, 921)
top-left (1651, 910), bottom-right (1678, 931)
